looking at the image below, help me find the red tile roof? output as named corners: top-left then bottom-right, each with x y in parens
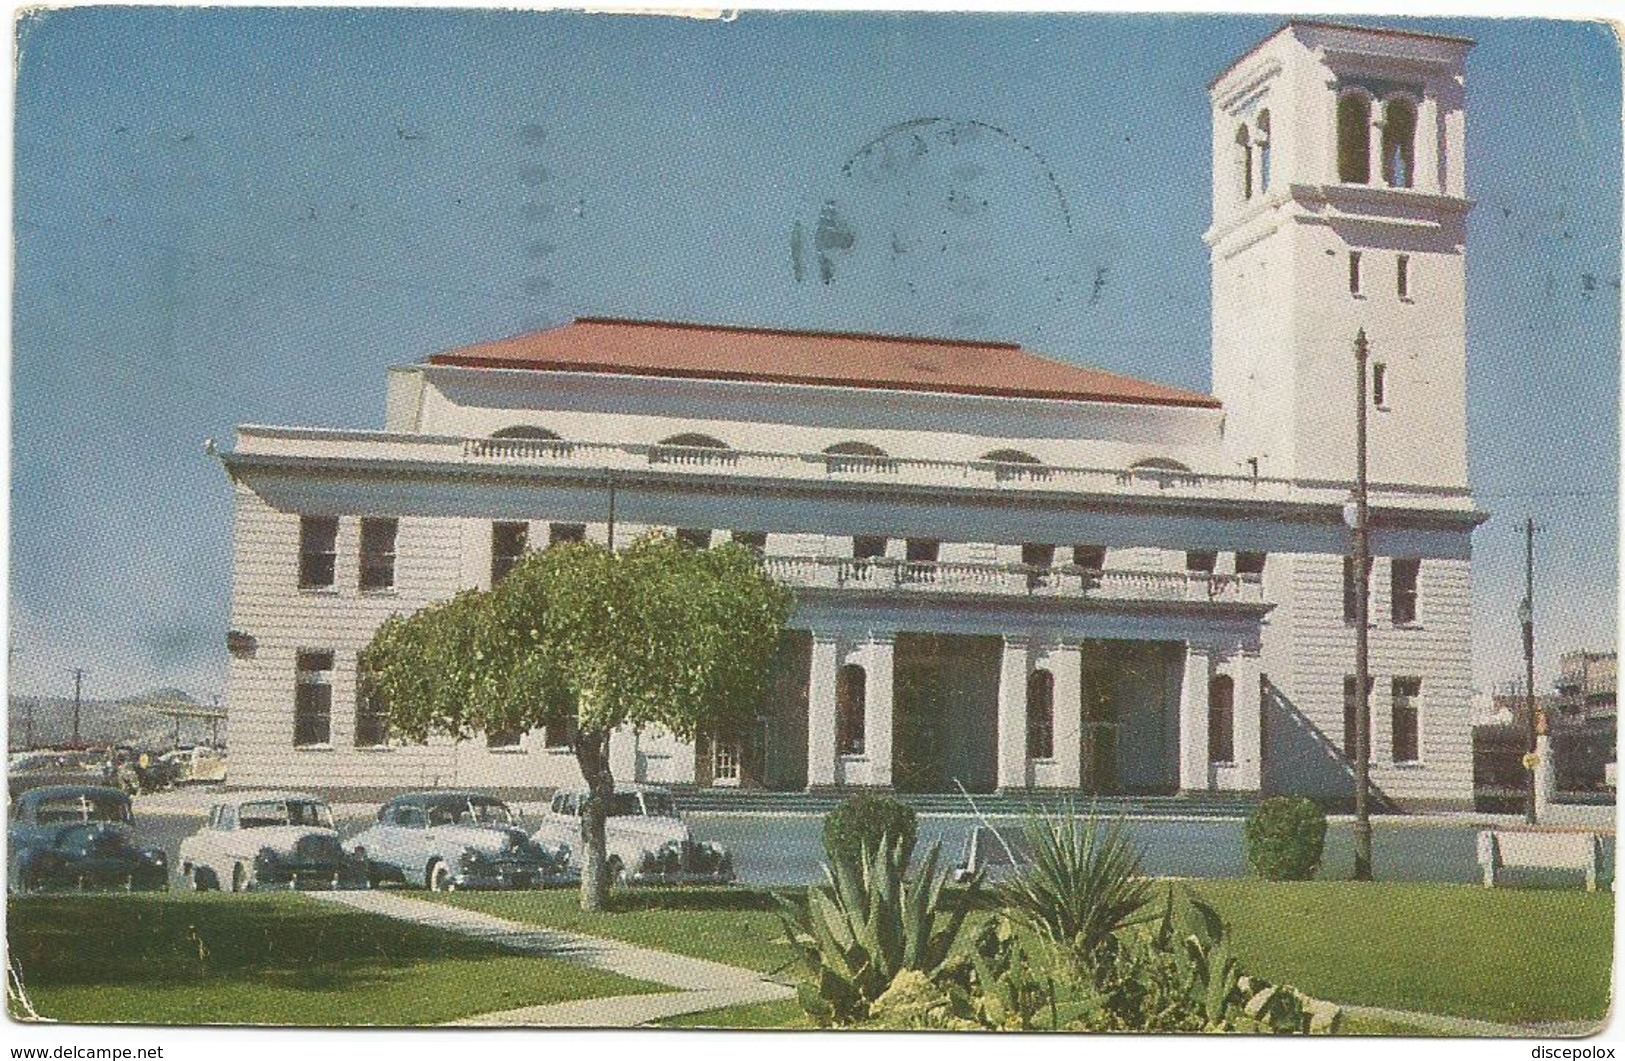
top-left (426, 317), bottom-right (1220, 409)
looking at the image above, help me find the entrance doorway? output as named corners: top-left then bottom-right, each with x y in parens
top-left (893, 633), bottom-right (1000, 793)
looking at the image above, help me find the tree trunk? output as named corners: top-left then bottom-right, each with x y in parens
top-left (574, 728), bottom-right (614, 911)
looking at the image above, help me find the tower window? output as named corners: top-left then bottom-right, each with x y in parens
top-left (359, 517), bottom-right (397, 591)
top-left (294, 651), bottom-right (335, 748)
top-left (1391, 558), bottom-right (1420, 624)
top-left (1343, 556), bottom-right (1371, 622)
top-left (1186, 550), bottom-right (1217, 574)
top-left (1382, 98), bottom-right (1417, 189)
top-left (491, 521), bottom-right (528, 584)
top-left (1348, 251), bottom-right (1363, 295)
top-left (1342, 675), bottom-right (1373, 760)
top-left (298, 516), bottom-right (338, 590)
top-left (1208, 674), bottom-right (1235, 764)
top-left (1337, 93), bottom-right (1371, 184)
top-left (1235, 551), bottom-right (1267, 578)
top-left (1392, 677), bottom-right (1421, 763)
top-left (836, 664), bottom-right (866, 756)
top-left (1397, 255), bottom-right (1411, 299)
top-left (1235, 125), bottom-right (1253, 201)
top-left (1256, 109), bottom-right (1272, 192)
top-left (1372, 362), bottom-right (1388, 408)
top-left (1027, 669), bottom-right (1055, 760)
top-left (1072, 545), bottom-right (1106, 571)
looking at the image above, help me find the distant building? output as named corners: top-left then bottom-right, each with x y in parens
top-left (1552, 651), bottom-right (1616, 792)
top-left (217, 23), bottom-right (1483, 808)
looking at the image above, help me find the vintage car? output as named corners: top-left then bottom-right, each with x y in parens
top-left (349, 791), bottom-right (577, 891)
top-left (8, 785), bottom-right (168, 892)
top-left (8, 749), bottom-right (117, 800)
top-left (178, 792), bottom-right (366, 892)
top-left (533, 784), bottom-right (734, 886)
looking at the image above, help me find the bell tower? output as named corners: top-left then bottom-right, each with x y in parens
top-left (1205, 22), bottom-right (1473, 491)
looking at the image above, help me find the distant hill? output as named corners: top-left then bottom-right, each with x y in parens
top-left (8, 690), bottom-right (226, 751)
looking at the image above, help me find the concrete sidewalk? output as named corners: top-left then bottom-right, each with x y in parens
top-left (308, 889), bottom-right (793, 1027)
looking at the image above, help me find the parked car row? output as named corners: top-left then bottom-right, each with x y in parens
top-left (7, 745), bottom-right (227, 800)
top-left (8, 781), bottom-right (734, 895)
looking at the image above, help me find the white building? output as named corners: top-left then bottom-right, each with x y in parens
top-left (219, 22), bottom-right (1482, 809)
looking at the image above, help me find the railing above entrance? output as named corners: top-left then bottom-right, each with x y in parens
top-left (760, 555), bottom-right (1266, 605)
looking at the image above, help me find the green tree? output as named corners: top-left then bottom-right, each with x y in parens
top-left (361, 532), bottom-right (793, 910)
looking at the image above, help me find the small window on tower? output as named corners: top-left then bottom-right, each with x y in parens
top-left (1256, 109), bottom-right (1272, 192)
top-left (1372, 363), bottom-right (1388, 408)
top-left (1348, 251), bottom-right (1363, 295)
top-left (1397, 255), bottom-right (1411, 299)
top-left (1235, 125), bottom-right (1253, 201)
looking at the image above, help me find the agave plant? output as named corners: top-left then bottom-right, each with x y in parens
top-left (777, 834), bottom-right (981, 1026)
top-left (999, 804), bottom-right (1157, 968)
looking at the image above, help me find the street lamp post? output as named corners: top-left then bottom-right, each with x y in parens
top-left (1351, 329), bottom-right (1373, 882)
top-left (1521, 517), bottom-right (1537, 824)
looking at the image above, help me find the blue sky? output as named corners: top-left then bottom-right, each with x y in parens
top-left (10, 8), bottom-right (1619, 701)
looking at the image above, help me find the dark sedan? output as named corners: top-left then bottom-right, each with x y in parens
top-left (8, 785), bottom-right (168, 892)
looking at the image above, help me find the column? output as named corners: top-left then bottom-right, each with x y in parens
top-left (806, 633), bottom-right (839, 788)
top-left (865, 635), bottom-right (895, 789)
top-left (1368, 111), bottom-right (1385, 187)
top-left (1229, 652), bottom-right (1264, 791)
top-left (1178, 642), bottom-right (1212, 793)
top-left (1050, 641), bottom-right (1083, 790)
top-left (1416, 91), bottom-right (1440, 193)
top-left (997, 635), bottom-right (1030, 791)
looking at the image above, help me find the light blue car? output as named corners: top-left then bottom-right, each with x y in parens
top-left (350, 791), bottom-right (577, 892)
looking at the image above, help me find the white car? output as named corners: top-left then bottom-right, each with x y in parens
top-left (533, 784), bottom-right (734, 886)
top-left (178, 792), bottom-right (366, 892)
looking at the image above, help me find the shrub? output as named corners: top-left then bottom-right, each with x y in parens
top-left (999, 804), bottom-right (1156, 967)
top-left (822, 793), bottom-right (917, 871)
top-left (1244, 797), bottom-right (1327, 881)
top-left (777, 835), bottom-right (980, 1026)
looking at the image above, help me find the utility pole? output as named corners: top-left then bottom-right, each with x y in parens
top-left (1521, 517), bottom-right (1538, 824)
top-left (1352, 329), bottom-right (1373, 882)
top-left (69, 668), bottom-right (86, 747)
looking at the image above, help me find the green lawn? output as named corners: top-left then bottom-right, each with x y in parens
top-left (429, 886), bottom-right (802, 975)
top-left (1187, 881), bottom-right (1613, 1026)
top-left (8, 893), bottom-right (658, 1026)
top-left (440, 880), bottom-right (1612, 1030)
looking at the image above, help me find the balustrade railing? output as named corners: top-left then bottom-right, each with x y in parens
top-left (758, 555), bottom-right (1265, 604)
top-left (240, 427), bottom-right (1471, 511)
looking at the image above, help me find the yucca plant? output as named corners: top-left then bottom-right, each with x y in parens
top-left (999, 804), bottom-right (1156, 968)
top-left (777, 834), bottom-right (981, 1025)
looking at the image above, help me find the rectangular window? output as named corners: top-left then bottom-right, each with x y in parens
top-left (1372, 362), bottom-right (1388, 407)
top-left (1186, 550), bottom-right (1217, 574)
top-left (298, 516), bottom-right (338, 590)
top-left (906, 538), bottom-right (940, 563)
top-left (1235, 551), bottom-right (1267, 577)
top-left (492, 522), bottom-right (528, 584)
top-left (359, 517), bottom-right (398, 591)
top-left (731, 530), bottom-right (767, 553)
top-left (675, 527), bottom-right (713, 549)
top-left (903, 538), bottom-right (940, 583)
top-left (1392, 677), bottom-right (1421, 763)
top-left (1391, 558), bottom-right (1420, 625)
top-left (549, 522), bottom-right (586, 547)
top-left (1397, 254), bottom-right (1411, 299)
top-left (1343, 675), bottom-right (1374, 760)
top-left (1072, 545), bottom-right (1106, 570)
top-left (852, 535), bottom-right (888, 560)
top-left (354, 679), bottom-right (389, 748)
top-left (1022, 543), bottom-right (1056, 568)
top-left (1348, 251), bottom-right (1363, 295)
top-left (1208, 676), bottom-right (1235, 764)
top-left (1343, 556), bottom-right (1371, 622)
top-left (294, 651), bottom-right (334, 747)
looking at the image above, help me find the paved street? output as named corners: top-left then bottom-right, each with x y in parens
top-left (128, 788), bottom-right (1615, 889)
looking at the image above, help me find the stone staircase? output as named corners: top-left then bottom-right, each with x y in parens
top-left (673, 787), bottom-right (1263, 818)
